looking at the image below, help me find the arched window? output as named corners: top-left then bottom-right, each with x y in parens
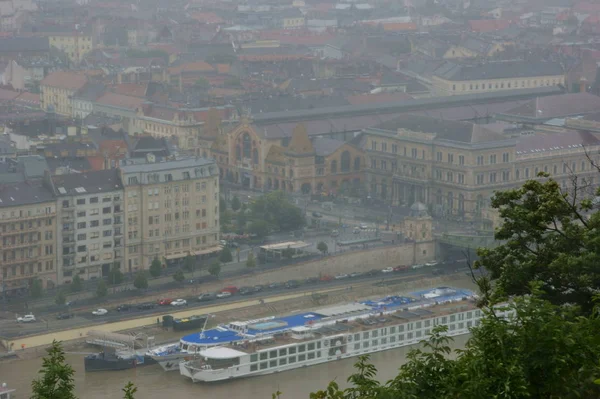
top-left (242, 133), bottom-right (251, 159)
top-left (354, 157), bottom-right (360, 171)
top-left (341, 151), bottom-right (350, 172)
top-left (236, 146), bottom-right (241, 161)
top-left (252, 148), bottom-right (258, 164)
top-left (330, 160), bottom-right (337, 173)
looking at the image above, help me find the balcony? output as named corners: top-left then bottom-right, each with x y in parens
top-left (1, 239), bottom-right (39, 249)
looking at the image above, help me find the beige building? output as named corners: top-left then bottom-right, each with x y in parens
top-left (0, 182), bottom-right (57, 295)
top-left (361, 114), bottom-right (600, 222)
top-left (48, 32), bottom-right (93, 63)
top-left (431, 60), bottom-right (565, 96)
top-left (120, 156), bottom-right (221, 273)
top-left (40, 70), bottom-right (88, 115)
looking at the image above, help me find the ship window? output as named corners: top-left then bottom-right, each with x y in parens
top-left (363, 341), bottom-right (369, 348)
top-left (407, 323), bottom-right (413, 331)
top-left (450, 315), bottom-right (456, 322)
top-left (398, 325), bottom-right (404, 332)
top-left (289, 347), bottom-right (296, 354)
top-left (442, 316), bottom-right (448, 324)
top-left (307, 343), bottom-right (315, 350)
top-left (260, 362), bottom-right (267, 370)
top-left (250, 364), bottom-right (258, 371)
top-left (279, 358), bottom-right (287, 365)
top-left (390, 326), bottom-right (396, 334)
top-left (425, 329), bottom-right (431, 335)
top-left (279, 349), bottom-right (287, 357)
top-left (298, 345), bottom-right (306, 352)
top-left (399, 334), bottom-right (404, 341)
top-left (424, 320), bottom-right (431, 327)
top-left (416, 321), bottom-right (422, 329)
top-left (298, 354), bottom-right (306, 361)
top-left (407, 332), bottom-right (413, 340)
top-left (317, 341), bottom-right (321, 349)
top-left (289, 356), bottom-right (296, 363)
top-left (390, 336), bottom-right (396, 343)
top-left (459, 322), bottom-right (464, 329)
top-left (354, 343), bottom-right (360, 350)
top-left (381, 338), bottom-right (387, 345)
top-left (363, 332), bottom-right (369, 339)
top-left (260, 352), bottom-right (267, 360)
top-left (381, 328), bottom-right (387, 336)
top-left (269, 360), bottom-right (277, 368)
top-left (475, 310), bottom-right (481, 317)
top-left (269, 350), bottom-right (277, 359)
top-left (372, 340), bottom-right (378, 346)
top-left (450, 324), bottom-right (456, 331)
top-left (354, 333), bottom-right (360, 341)
top-left (467, 321), bottom-right (473, 328)
top-left (307, 352), bottom-right (315, 360)
top-left (467, 312), bottom-right (473, 319)
top-left (416, 331), bottom-right (422, 338)
top-left (372, 330), bottom-right (378, 338)
top-left (250, 354), bottom-right (258, 362)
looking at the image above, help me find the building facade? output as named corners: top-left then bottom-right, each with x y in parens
top-left (50, 170), bottom-right (124, 283)
top-left (40, 70), bottom-right (88, 115)
top-left (48, 32), bottom-right (93, 63)
top-left (120, 156), bottom-right (221, 273)
top-left (0, 182), bottom-right (57, 295)
top-left (362, 115), bottom-right (600, 221)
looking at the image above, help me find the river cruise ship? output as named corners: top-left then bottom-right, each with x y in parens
top-left (180, 287), bottom-right (505, 382)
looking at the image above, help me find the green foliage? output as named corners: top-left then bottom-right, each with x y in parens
top-left (30, 279), bottom-right (43, 299)
top-left (219, 247), bottom-right (233, 263)
top-left (96, 280), bottom-right (107, 298)
top-left (70, 275), bottom-right (83, 293)
top-left (31, 341), bottom-right (77, 399)
top-left (221, 209), bottom-right (233, 226)
top-left (237, 211), bottom-right (248, 231)
top-left (317, 241), bottom-right (328, 255)
top-left (107, 265), bottom-right (124, 286)
top-left (248, 219), bottom-right (269, 238)
top-left (282, 247), bottom-right (294, 259)
top-left (208, 260), bottom-right (221, 277)
top-left (249, 191), bottom-right (305, 232)
top-left (476, 175), bottom-right (600, 313)
top-left (55, 290), bottom-right (66, 306)
top-left (173, 268), bottom-right (185, 283)
top-left (183, 254), bottom-right (196, 273)
top-left (231, 196), bottom-right (241, 211)
top-left (122, 382), bottom-right (138, 399)
top-left (220, 196), bottom-right (227, 212)
top-left (133, 271), bottom-right (149, 290)
top-left (149, 256), bottom-right (162, 278)
top-left (246, 251), bottom-right (256, 268)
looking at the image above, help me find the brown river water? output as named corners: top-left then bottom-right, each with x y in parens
top-left (0, 335), bottom-right (468, 399)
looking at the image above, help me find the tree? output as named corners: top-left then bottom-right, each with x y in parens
top-left (31, 340), bottom-right (77, 399)
top-left (249, 191), bottom-right (305, 232)
top-left (219, 247), bottom-right (233, 263)
top-left (208, 260), bottom-right (221, 278)
top-left (317, 241), bottom-right (328, 255)
top-left (30, 279), bottom-right (43, 299)
top-left (55, 290), bottom-right (66, 306)
top-left (149, 256), bottom-right (162, 278)
top-left (183, 254), bottom-right (196, 274)
top-left (282, 247), bottom-right (294, 259)
top-left (236, 211), bottom-right (248, 231)
top-left (122, 382), bottom-right (138, 399)
top-left (231, 196), bottom-right (241, 211)
top-left (246, 251), bottom-right (256, 268)
top-left (96, 280), bottom-right (107, 298)
top-left (107, 265), bottom-right (124, 286)
top-left (220, 196), bottom-right (227, 213)
top-left (475, 174), bottom-right (600, 313)
top-left (133, 271), bottom-right (148, 290)
top-left (70, 275), bottom-right (83, 293)
top-left (248, 219), bottom-right (269, 238)
top-left (173, 268), bottom-right (185, 284)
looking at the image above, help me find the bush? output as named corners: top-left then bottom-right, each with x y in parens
top-left (231, 196), bottom-right (241, 211)
top-left (30, 279), bottom-right (43, 299)
top-left (96, 280), bottom-right (107, 298)
top-left (133, 271), bottom-right (148, 290)
top-left (149, 257), bottom-right (162, 278)
top-left (219, 247), bottom-right (233, 263)
top-left (208, 260), bottom-right (221, 277)
top-left (107, 266), bottom-right (124, 286)
top-left (70, 275), bottom-right (83, 292)
top-left (55, 290), bottom-right (66, 306)
top-left (173, 268), bottom-right (185, 283)
top-left (246, 251), bottom-right (256, 268)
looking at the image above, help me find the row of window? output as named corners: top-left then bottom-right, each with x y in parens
top-left (451, 78), bottom-right (562, 92)
top-left (1, 260), bottom-right (54, 278)
top-left (249, 352), bottom-right (321, 372)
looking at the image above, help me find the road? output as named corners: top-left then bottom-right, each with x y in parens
top-left (0, 260), bottom-right (469, 342)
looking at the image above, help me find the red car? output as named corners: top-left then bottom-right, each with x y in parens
top-left (394, 265), bottom-right (409, 272)
top-left (319, 274), bottom-right (333, 282)
top-left (158, 298), bottom-right (173, 305)
top-left (221, 286), bottom-right (239, 295)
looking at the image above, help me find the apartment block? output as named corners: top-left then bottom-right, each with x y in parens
top-left (0, 182), bottom-right (57, 295)
top-left (50, 170), bottom-right (124, 283)
top-left (120, 156), bottom-right (220, 273)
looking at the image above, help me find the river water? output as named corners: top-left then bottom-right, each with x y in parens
top-left (0, 335), bottom-right (468, 398)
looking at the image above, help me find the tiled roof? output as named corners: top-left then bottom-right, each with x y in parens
top-left (40, 71), bottom-right (88, 91)
top-left (0, 182), bottom-right (54, 207)
top-left (434, 60), bottom-right (564, 81)
top-left (168, 61), bottom-right (214, 74)
top-left (96, 92), bottom-right (144, 110)
top-left (0, 88), bottom-right (19, 101)
top-left (109, 83), bottom-right (146, 98)
top-left (286, 123), bottom-right (314, 154)
top-left (52, 169), bottom-right (123, 195)
top-left (312, 137), bottom-right (345, 156)
top-left (346, 92), bottom-right (413, 105)
top-left (189, 11), bottom-right (224, 24)
top-left (498, 93), bottom-right (600, 120)
top-left (468, 19), bottom-right (511, 33)
top-left (516, 131), bottom-right (600, 154)
top-left (265, 145), bottom-right (286, 164)
top-left (0, 37), bottom-right (48, 52)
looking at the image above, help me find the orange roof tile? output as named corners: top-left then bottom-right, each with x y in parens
top-left (168, 61), bottom-right (215, 74)
top-left (189, 11), bottom-right (224, 24)
top-left (382, 22), bottom-right (418, 31)
top-left (40, 71), bottom-right (88, 91)
top-left (468, 19), bottom-right (511, 33)
top-left (216, 64), bottom-right (231, 74)
top-left (110, 83), bottom-right (146, 98)
top-left (96, 92), bottom-right (144, 110)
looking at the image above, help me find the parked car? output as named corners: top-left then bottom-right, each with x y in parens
top-left (330, 229), bottom-right (339, 237)
top-left (17, 314), bottom-right (36, 323)
top-left (195, 294), bottom-right (211, 302)
top-left (158, 298), bottom-right (173, 306)
top-left (394, 265), bottom-right (410, 272)
top-left (335, 274), bottom-right (349, 279)
top-left (312, 211), bottom-right (322, 218)
top-left (216, 291), bottom-right (232, 299)
top-left (359, 223), bottom-right (369, 230)
top-left (412, 263), bottom-right (425, 269)
top-left (239, 287), bottom-right (254, 295)
top-left (116, 304), bottom-right (132, 312)
top-left (268, 282), bottom-right (283, 289)
top-left (92, 308), bottom-right (108, 316)
top-left (137, 302), bottom-right (156, 310)
top-left (171, 299), bottom-right (187, 306)
top-left (285, 280), bottom-right (299, 288)
top-left (319, 274), bottom-right (333, 282)
top-left (253, 285), bottom-right (264, 293)
top-left (349, 272), bottom-right (363, 278)
top-left (366, 269), bottom-right (380, 276)
top-left (220, 286), bottom-right (239, 295)
top-left (425, 261), bottom-right (439, 267)
top-left (304, 277), bottom-right (319, 284)
top-left (353, 227), bottom-right (361, 234)
top-left (56, 313), bottom-right (74, 320)
top-left (381, 267), bottom-right (394, 273)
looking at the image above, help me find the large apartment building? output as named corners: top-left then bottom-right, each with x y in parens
top-left (49, 170), bottom-right (124, 283)
top-left (120, 156), bottom-right (221, 273)
top-left (362, 114), bottom-right (600, 221)
top-left (0, 182), bottom-right (57, 295)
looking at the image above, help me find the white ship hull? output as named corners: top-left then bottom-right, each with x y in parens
top-left (180, 328), bottom-right (471, 382)
top-left (153, 354), bottom-right (189, 372)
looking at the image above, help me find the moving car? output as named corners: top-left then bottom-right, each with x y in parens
top-left (158, 298), bottom-right (173, 306)
top-left (17, 314), bottom-right (36, 323)
top-left (171, 299), bottom-right (187, 306)
top-left (56, 313), bottom-right (74, 320)
top-left (330, 229), bottom-right (339, 237)
top-left (412, 263), bottom-right (425, 269)
top-left (359, 223), bottom-right (369, 230)
top-left (216, 291), bottom-right (232, 299)
top-left (92, 308), bottom-right (108, 316)
top-left (381, 267), bottom-right (394, 273)
top-left (425, 261), bottom-right (439, 267)
top-left (268, 282), bottom-right (283, 289)
top-left (238, 287), bottom-right (254, 295)
top-left (394, 265), bottom-right (410, 272)
top-left (198, 293), bottom-right (214, 302)
top-left (137, 302), bottom-right (156, 310)
top-left (349, 272), bottom-right (363, 278)
top-left (353, 227), bottom-right (361, 234)
top-left (285, 280), bottom-right (300, 288)
top-left (253, 285), bottom-right (264, 292)
top-left (116, 304), bottom-right (132, 312)
top-left (220, 286), bottom-right (239, 295)
top-left (335, 273), bottom-right (349, 279)
top-left (312, 212), bottom-right (323, 218)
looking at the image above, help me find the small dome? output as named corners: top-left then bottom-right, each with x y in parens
top-left (409, 202), bottom-right (429, 217)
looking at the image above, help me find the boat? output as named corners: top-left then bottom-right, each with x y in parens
top-left (179, 287), bottom-right (510, 382)
top-left (0, 383), bottom-right (15, 399)
top-left (84, 348), bottom-right (155, 372)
